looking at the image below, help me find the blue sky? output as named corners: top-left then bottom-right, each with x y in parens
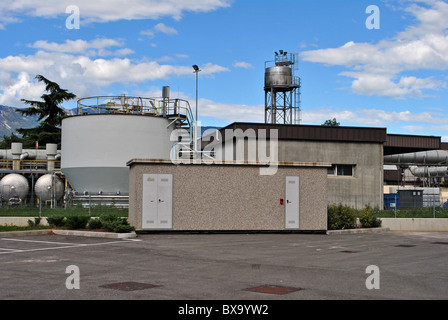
top-left (1, 0), bottom-right (448, 140)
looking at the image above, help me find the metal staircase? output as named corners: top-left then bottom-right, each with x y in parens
top-left (165, 99), bottom-right (197, 160)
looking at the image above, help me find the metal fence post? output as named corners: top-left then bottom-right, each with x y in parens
top-left (394, 194), bottom-right (397, 218)
top-left (433, 195), bottom-right (436, 219)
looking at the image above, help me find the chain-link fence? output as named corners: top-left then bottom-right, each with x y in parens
top-left (0, 189), bottom-right (128, 218)
top-left (328, 190), bottom-right (448, 218)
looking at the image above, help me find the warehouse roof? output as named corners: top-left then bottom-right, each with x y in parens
top-left (214, 122), bottom-right (442, 155)
top-left (218, 122), bottom-right (387, 143)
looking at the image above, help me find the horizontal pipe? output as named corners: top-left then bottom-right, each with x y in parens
top-left (384, 150), bottom-right (448, 165)
top-left (409, 166), bottom-right (448, 178)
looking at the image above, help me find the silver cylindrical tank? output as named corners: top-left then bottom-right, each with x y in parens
top-left (265, 66), bottom-right (292, 88)
top-left (0, 173), bottom-right (29, 201)
top-left (34, 174), bottom-right (65, 202)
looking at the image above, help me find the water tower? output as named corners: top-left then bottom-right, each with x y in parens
top-left (264, 50), bottom-right (301, 124)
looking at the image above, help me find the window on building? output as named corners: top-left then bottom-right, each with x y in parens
top-left (328, 164), bottom-right (355, 177)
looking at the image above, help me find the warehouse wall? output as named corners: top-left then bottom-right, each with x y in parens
top-left (212, 138), bottom-right (383, 210)
top-left (278, 140), bottom-right (384, 209)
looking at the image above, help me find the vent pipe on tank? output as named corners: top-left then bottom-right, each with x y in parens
top-left (11, 142), bottom-right (22, 170)
top-left (162, 86), bottom-right (170, 117)
top-left (46, 143), bottom-right (58, 171)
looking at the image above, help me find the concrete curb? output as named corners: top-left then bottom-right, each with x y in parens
top-left (0, 229), bottom-right (137, 239)
top-left (0, 229), bottom-right (53, 238)
top-left (52, 229), bottom-right (137, 239)
top-left (326, 227), bottom-right (390, 235)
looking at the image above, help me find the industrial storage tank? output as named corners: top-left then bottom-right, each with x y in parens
top-left (61, 93), bottom-right (192, 196)
top-left (34, 174), bottom-right (65, 202)
top-left (0, 174), bottom-right (29, 202)
top-left (265, 66), bottom-right (293, 88)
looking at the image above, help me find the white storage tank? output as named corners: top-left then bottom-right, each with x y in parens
top-left (0, 173), bottom-right (29, 202)
top-left (35, 174), bottom-right (65, 202)
top-left (61, 113), bottom-right (175, 195)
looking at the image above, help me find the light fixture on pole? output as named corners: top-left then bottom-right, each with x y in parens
top-left (192, 65), bottom-right (201, 123)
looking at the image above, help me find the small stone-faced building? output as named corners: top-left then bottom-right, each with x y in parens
top-left (127, 159), bottom-right (329, 233)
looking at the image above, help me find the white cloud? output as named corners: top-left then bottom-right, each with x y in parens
top-left (0, 0), bottom-right (231, 26)
top-left (0, 45), bottom-right (229, 107)
top-left (154, 23), bottom-right (178, 35)
top-left (200, 62), bottom-right (230, 76)
top-left (141, 23), bottom-right (178, 40)
top-left (301, 106), bottom-right (448, 129)
top-left (301, 0), bottom-right (448, 99)
top-left (140, 29), bottom-right (155, 39)
top-left (0, 72), bottom-right (45, 106)
top-left (28, 39), bottom-right (134, 57)
top-left (198, 98), bottom-right (263, 123)
top-left (233, 61), bottom-right (254, 69)
top-left (136, 87), bottom-right (263, 124)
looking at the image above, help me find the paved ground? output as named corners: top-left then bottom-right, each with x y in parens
top-left (0, 231), bottom-right (447, 301)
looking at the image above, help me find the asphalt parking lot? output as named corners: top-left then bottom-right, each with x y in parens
top-left (0, 231), bottom-right (447, 301)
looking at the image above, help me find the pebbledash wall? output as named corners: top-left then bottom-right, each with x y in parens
top-left (127, 159), bottom-right (330, 232)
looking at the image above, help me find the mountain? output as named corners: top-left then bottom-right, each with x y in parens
top-left (0, 105), bottom-right (39, 138)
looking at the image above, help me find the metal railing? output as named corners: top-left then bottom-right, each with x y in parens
top-left (0, 160), bottom-right (61, 171)
top-left (77, 95), bottom-right (193, 123)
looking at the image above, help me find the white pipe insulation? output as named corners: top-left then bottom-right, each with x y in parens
top-left (384, 150), bottom-right (448, 165)
top-left (409, 166), bottom-right (448, 178)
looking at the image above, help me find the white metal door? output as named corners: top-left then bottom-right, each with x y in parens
top-left (142, 174), bottom-right (173, 229)
top-left (156, 174), bottom-right (173, 228)
top-left (285, 176), bottom-right (300, 229)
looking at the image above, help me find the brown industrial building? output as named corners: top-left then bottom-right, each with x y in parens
top-left (127, 121), bottom-right (447, 232)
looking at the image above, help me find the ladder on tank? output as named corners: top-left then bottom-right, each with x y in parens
top-left (167, 100), bottom-right (197, 161)
top-left (166, 99), bottom-right (215, 161)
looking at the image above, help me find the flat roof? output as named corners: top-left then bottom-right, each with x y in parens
top-left (384, 133), bottom-right (441, 155)
top-left (218, 122), bottom-right (388, 144)
top-left (127, 158), bottom-right (331, 168)
top-left (214, 122), bottom-right (443, 155)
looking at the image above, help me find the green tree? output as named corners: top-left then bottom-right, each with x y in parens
top-left (15, 75), bottom-right (76, 147)
top-left (0, 133), bottom-right (23, 149)
top-left (322, 118), bottom-right (340, 127)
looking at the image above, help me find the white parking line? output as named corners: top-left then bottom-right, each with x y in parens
top-left (0, 238), bottom-right (135, 255)
top-left (1, 238), bottom-right (81, 246)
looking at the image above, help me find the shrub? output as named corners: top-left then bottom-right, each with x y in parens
top-left (327, 204), bottom-right (357, 230)
top-left (359, 205), bottom-right (382, 228)
top-left (87, 218), bottom-right (103, 230)
top-left (27, 218), bottom-right (41, 227)
top-left (112, 224), bottom-right (135, 233)
top-left (47, 216), bottom-right (66, 228)
top-left (99, 214), bottom-right (134, 233)
top-left (65, 216), bottom-right (91, 230)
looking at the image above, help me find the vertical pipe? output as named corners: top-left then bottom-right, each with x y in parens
top-left (264, 91), bottom-right (268, 124)
top-left (195, 72), bottom-right (198, 123)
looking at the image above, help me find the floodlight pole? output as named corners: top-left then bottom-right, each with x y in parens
top-left (192, 65), bottom-right (201, 158)
top-left (192, 65), bottom-right (201, 123)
